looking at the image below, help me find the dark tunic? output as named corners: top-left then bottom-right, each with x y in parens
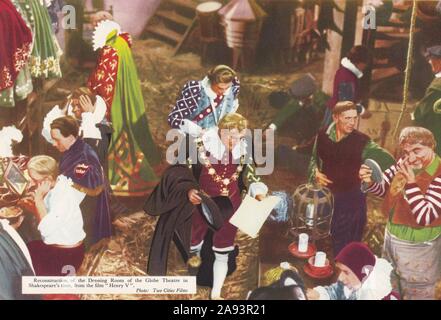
top-left (317, 129), bottom-right (369, 193)
top-left (59, 139), bottom-right (111, 246)
top-left (316, 129), bottom-right (369, 255)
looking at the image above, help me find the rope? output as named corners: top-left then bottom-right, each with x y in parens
top-left (393, 0), bottom-right (418, 137)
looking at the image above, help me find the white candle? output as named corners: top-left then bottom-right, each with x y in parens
top-left (305, 203), bottom-right (315, 227)
top-left (314, 251), bottom-right (326, 267)
top-left (298, 233), bottom-right (309, 253)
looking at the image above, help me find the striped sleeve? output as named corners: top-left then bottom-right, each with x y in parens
top-left (404, 176), bottom-right (441, 226)
top-left (365, 163), bottom-right (399, 197)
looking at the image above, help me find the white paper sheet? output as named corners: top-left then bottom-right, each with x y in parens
top-left (229, 195), bottom-right (281, 238)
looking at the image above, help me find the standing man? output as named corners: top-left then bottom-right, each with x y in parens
top-left (322, 45), bottom-right (370, 128)
top-left (44, 116), bottom-right (111, 247)
top-left (308, 101), bottom-right (394, 255)
top-left (413, 45), bottom-right (441, 155)
top-left (168, 65), bottom-right (240, 136)
top-left (361, 127), bottom-right (441, 299)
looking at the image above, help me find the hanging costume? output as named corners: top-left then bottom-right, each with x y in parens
top-left (88, 20), bottom-right (160, 196)
top-left (0, 0), bottom-right (33, 108)
top-left (15, 0), bottom-right (62, 79)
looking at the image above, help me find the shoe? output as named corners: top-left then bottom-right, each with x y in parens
top-left (188, 255), bottom-right (201, 268)
top-left (187, 255), bottom-right (201, 276)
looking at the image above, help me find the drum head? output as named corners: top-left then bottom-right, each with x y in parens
top-left (197, 1), bottom-right (222, 13)
top-left (361, 158), bottom-right (384, 192)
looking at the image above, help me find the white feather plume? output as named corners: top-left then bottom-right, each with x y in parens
top-left (92, 20), bottom-right (122, 51)
top-left (0, 125), bottom-right (23, 157)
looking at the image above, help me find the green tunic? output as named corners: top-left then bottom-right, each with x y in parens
top-left (413, 77), bottom-right (441, 155)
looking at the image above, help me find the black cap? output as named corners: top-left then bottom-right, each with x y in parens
top-left (425, 45), bottom-right (441, 59)
top-left (289, 73), bottom-right (317, 99)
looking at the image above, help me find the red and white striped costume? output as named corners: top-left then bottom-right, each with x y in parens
top-left (367, 159), bottom-right (441, 226)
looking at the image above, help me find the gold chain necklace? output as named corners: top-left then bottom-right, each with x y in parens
top-left (193, 138), bottom-right (245, 196)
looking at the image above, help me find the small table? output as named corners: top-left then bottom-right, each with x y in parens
top-left (259, 221), bottom-right (337, 288)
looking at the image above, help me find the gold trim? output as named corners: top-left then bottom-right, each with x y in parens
top-left (72, 183), bottom-right (104, 196)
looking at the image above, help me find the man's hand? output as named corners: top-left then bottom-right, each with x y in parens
top-left (34, 181), bottom-right (51, 200)
top-left (397, 157), bottom-right (416, 184)
top-left (315, 168), bottom-right (333, 187)
top-left (188, 189), bottom-right (202, 205)
top-left (306, 288), bottom-right (320, 300)
top-left (359, 164), bottom-right (373, 185)
top-left (79, 95), bottom-right (95, 113)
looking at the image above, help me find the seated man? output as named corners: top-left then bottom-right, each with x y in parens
top-left (26, 155), bottom-right (86, 276)
top-left (306, 242), bottom-right (398, 300)
top-left (268, 73), bottom-right (329, 148)
top-left (0, 211), bottom-right (38, 300)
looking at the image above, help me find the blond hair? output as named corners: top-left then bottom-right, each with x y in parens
top-left (207, 65), bottom-right (236, 84)
top-left (333, 101), bottom-right (357, 116)
top-left (218, 113), bottom-right (248, 131)
top-left (27, 155), bottom-right (59, 180)
top-left (399, 126), bottom-right (436, 150)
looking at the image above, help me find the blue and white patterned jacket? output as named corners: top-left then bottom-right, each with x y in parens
top-left (168, 76), bottom-right (240, 131)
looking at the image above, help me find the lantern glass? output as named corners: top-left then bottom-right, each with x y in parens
top-left (289, 183), bottom-right (334, 241)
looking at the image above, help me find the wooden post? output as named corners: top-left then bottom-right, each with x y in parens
top-left (360, 0), bottom-right (378, 108)
top-left (322, 0), bottom-right (346, 95)
top-left (340, 0), bottom-right (358, 58)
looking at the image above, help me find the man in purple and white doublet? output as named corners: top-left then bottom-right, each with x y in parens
top-left (167, 65), bottom-right (240, 135)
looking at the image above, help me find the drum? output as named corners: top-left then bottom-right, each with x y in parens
top-left (196, 1), bottom-right (223, 41)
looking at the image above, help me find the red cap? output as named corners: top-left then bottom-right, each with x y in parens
top-left (335, 242), bottom-right (376, 282)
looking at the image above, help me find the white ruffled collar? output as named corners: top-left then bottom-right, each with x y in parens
top-left (0, 125), bottom-right (23, 157)
top-left (92, 20), bottom-right (121, 51)
top-left (201, 127), bottom-right (248, 161)
top-left (40, 0), bottom-right (53, 7)
top-left (356, 257), bottom-right (394, 300)
top-left (201, 76), bottom-right (232, 99)
top-left (341, 57), bottom-right (364, 79)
